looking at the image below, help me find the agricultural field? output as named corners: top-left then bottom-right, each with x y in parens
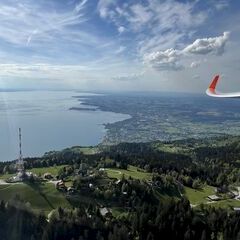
top-left (105, 165), bottom-right (152, 180)
top-left (29, 165), bottom-right (67, 176)
top-left (0, 165), bottom-right (67, 180)
top-left (184, 185), bottom-right (240, 209)
top-left (183, 185), bottom-right (215, 205)
top-left (0, 173), bottom-right (14, 180)
top-left (208, 199), bottom-right (240, 209)
top-left (70, 146), bottom-right (99, 155)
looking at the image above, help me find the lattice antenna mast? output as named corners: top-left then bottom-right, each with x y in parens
top-left (18, 128), bottom-right (24, 171)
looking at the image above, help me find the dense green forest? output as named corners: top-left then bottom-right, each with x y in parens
top-left (1, 195), bottom-right (240, 239)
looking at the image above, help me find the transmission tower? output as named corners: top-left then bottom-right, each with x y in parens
top-left (17, 128), bottom-right (25, 176)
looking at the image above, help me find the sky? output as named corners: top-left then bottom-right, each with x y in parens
top-left (0, 0), bottom-right (239, 92)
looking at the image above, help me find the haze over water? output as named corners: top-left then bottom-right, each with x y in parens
top-left (0, 91), bottom-right (129, 161)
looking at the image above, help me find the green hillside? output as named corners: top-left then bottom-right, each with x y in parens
top-left (0, 182), bottom-right (71, 213)
top-left (30, 165), bottom-right (67, 176)
top-left (105, 165), bottom-right (152, 180)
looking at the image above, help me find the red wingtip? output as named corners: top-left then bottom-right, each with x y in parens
top-left (209, 75), bottom-right (220, 91)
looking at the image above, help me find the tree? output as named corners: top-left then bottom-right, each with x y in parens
top-left (147, 232), bottom-right (154, 240)
top-left (192, 179), bottom-right (202, 189)
top-left (200, 230), bottom-right (207, 240)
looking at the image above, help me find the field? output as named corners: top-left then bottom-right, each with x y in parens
top-left (70, 146), bottom-right (99, 155)
top-left (208, 199), bottom-right (240, 209)
top-left (183, 185), bottom-right (215, 205)
top-left (30, 165), bottom-right (67, 176)
top-left (0, 173), bottom-right (14, 180)
top-left (111, 207), bottom-right (129, 218)
top-left (105, 165), bottom-right (152, 180)
top-left (0, 182), bottom-right (71, 213)
top-left (0, 165), bottom-right (67, 180)
top-left (184, 185), bottom-right (240, 209)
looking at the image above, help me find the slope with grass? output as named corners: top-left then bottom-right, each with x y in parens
top-left (183, 185), bottom-right (215, 205)
top-left (183, 185), bottom-right (240, 209)
top-left (0, 182), bottom-right (71, 213)
top-left (30, 165), bottom-right (67, 176)
top-left (105, 165), bottom-right (152, 180)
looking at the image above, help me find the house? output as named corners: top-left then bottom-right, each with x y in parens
top-left (67, 187), bottom-right (76, 194)
top-left (56, 180), bottom-right (66, 191)
top-left (208, 195), bottom-right (221, 201)
top-left (75, 162), bottom-right (88, 177)
top-left (115, 179), bottom-right (121, 185)
top-left (100, 207), bottom-right (112, 218)
top-left (43, 173), bottom-right (53, 180)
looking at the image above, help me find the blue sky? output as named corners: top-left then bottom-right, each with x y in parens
top-left (0, 0), bottom-right (239, 92)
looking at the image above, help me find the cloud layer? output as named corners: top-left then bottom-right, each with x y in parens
top-left (0, 0), bottom-right (238, 92)
top-left (183, 32), bottom-right (230, 55)
top-left (144, 32), bottom-right (230, 71)
top-left (144, 49), bottom-right (182, 71)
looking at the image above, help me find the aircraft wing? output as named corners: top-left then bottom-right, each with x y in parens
top-left (206, 75), bottom-right (240, 98)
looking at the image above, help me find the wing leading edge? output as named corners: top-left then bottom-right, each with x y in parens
top-left (206, 75), bottom-right (240, 98)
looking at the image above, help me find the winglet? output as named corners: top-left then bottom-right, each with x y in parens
top-left (208, 75), bottom-right (220, 93)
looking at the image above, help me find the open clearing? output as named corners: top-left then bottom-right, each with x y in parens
top-left (0, 165), bottom-right (67, 180)
top-left (106, 165), bottom-right (152, 180)
top-left (183, 185), bottom-right (215, 205)
top-left (30, 165), bottom-right (67, 176)
top-left (70, 146), bottom-right (99, 155)
top-left (184, 185), bottom-right (240, 209)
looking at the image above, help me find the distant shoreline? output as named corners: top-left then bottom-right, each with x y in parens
top-left (69, 107), bottom-right (97, 111)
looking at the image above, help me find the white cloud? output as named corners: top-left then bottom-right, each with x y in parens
top-left (0, 0), bottom-right (128, 72)
top-left (144, 32), bottom-right (229, 71)
top-left (128, 4), bottom-right (153, 30)
top-left (0, 0), bottom-right (89, 46)
top-left (0, 63), bottom-right (90, 77)
top-left (144, 48), bottom-right (183, 71)
top-left (183, 32), bottom-right (230, 55)
top-left (214, 0), bottom-right (229, 11)
top-left (115, 46), bottom-right (126, 54)
top-left (138, 31), bottom-right (185, 56)
top-left (190, 61), bottom-right (201, 68)
top-left (75, 0), bottom-right (88, 13)
top-left (147, 0), bottom-right (206, 31)
top-left (0, 63), bottom-right (110, 87)
top-left (112, 72), bottom-right (145, 81)
top-left (192, 74), bottom-right (200, 79)
top-left (103, 0), bottom-right (206, 33)
top-left (26, 29), bottom-right (38, 46)
top-left (97, 0), bottom-right (114, 18)
top-left (118, 26), bottom-right (125, 33)
top-left (97, 0), bottom-right (209, 75)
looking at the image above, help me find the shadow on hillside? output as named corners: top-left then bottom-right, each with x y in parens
top-left (159, 185), bottom-right (182, 198)
top-left (26, 181), bottom-right (55, 209)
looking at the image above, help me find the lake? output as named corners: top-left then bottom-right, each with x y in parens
top-left (0, 91), bottom-right (129, 161)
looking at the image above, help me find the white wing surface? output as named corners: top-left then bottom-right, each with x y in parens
top-left (206, 75), bottom-right (240, 98)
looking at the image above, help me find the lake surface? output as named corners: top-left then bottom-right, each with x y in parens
top-left (0, 91), bottom-right (129, 161)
